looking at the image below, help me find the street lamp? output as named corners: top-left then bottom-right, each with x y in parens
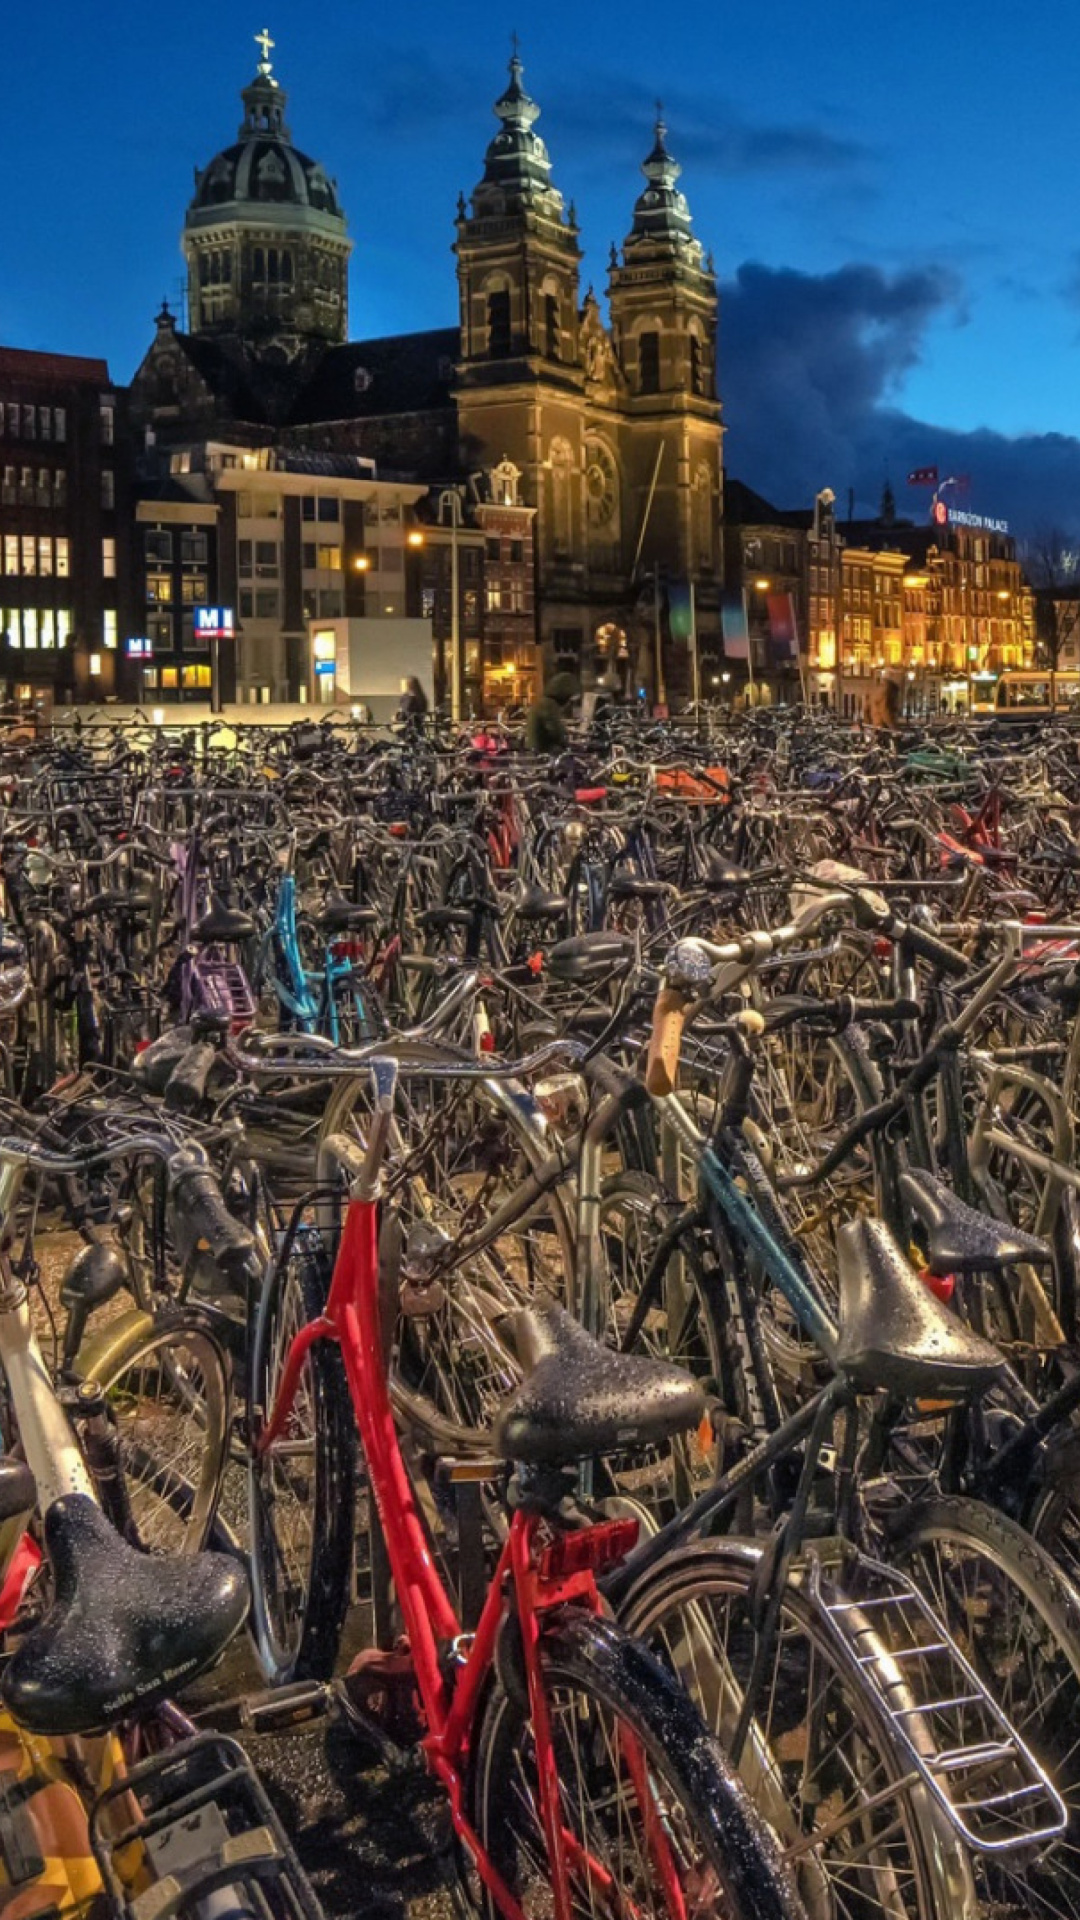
top-left (353, 554), bottom-right (371, 573)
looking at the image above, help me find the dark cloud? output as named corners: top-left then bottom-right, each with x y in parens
top-left (722, 260), bottom-right (1080, 536)
top-left (348, 47), bottom-right (870, 179)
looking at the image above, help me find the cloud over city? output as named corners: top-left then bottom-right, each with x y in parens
top-left (722, 260), bottom-right (1080, 536)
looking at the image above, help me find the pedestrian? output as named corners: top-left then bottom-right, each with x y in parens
top-left (867, 667), bottom-right (902, 730)
top-left (398, 675), bottom-right (428, 724)
top-left (525, 672), bottom-right (578, 753)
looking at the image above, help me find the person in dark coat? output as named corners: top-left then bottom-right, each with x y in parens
top-left (525, 673), bottom-right (578, 753)
top-left (399, 676), bottom-right (429, 721)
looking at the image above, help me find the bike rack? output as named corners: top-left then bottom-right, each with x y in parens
top-left (803, 1544), bottom-right (1067, 1855)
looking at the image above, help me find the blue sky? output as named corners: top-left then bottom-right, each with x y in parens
top-left (6, 0), bottom-right (1080, 531)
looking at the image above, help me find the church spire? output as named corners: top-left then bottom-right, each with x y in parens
top-left (239, 27), bottom-right (290, 140)
top-left (620, 112), bottom-right (704, 265)
top-left (467, 49), bottom-right (567, 223)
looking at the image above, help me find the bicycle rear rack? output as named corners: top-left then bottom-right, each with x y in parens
top-left (90, 1730), bottom-right (323, 1920)
top-left (193, 954), bottom-right (256, 1033)
top-left (803, 1544), bottom-right (1067, 1856)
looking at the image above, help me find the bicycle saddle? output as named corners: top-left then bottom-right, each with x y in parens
top-left (514, 886), bottom-right (569, 922)
top-left (547, 932), bottom-right (635, 983)
top-left (835, 1216), bottom-right (1006, 1399)
top-left (192, 897), bottom-right (256, 945)
top-left (700, 851), bottom-right (756, 889)
top-left (494, 1302), bottom-right (706, 1467)
top-left (86, 888), bottom-right (154, 919)
top-left (606, 873), bottom-right (672, 901)
top-left (1, 1495), bottom-right (249, 1736)
top-left (899, 1168), bottom-right (1052, 1275)
top-left (315, 896), bottom-right (378, 934)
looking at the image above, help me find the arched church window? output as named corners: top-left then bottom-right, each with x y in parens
top-left (253, 248), bottom-right (265, 284)
top-left (639, 331), bottom-right (661, 395)
top-left (487, 289), bottom-right (512, 358)
top-left (544, 292), bottom-right (560, 361)
top-left (689, 333), bottom-right (704, 396)
top-left (267, 248), bottom-right (279, 282)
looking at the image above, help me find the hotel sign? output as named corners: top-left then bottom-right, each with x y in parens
top-left (194, 607), bottom-right (236, 640)
top-left (932, 502), bottom-right (1009, 535)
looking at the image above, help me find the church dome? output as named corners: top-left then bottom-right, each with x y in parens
top-left (187, 49), bottom-right (346, 231)
top-left (182, 36), bottom-right (351, 351)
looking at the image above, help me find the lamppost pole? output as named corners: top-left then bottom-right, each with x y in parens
top-left (439, 488), bottom-right (463, 722)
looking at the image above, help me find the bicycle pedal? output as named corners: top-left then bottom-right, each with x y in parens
top-left (239, 1679), bottom-right (331, 1734)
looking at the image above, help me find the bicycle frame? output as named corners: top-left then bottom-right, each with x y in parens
top-left (256, 1121), bottom-right (688, 1920)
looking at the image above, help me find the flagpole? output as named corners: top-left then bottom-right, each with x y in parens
top-left (689, 579), bottom-right (700, 714)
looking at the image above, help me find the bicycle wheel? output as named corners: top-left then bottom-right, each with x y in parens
top-left (621, 1539), bottom-right (973, 1920)
top-left (889, 1494), bottom-right (1080, 1920)
top-left (470, 1607), bottom-right (805, 1920)
top-left (78, 1307), bottom-right (231, 1555)
top-left (596, 1173), bottom-right (730, 1513)
top-left (248, 1232), bottom-right (356, 1684)
top-left (319, 1067), bottom-right (574, 1450)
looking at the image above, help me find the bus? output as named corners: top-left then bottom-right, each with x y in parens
top-left (971, 671), bottom-right (1080, 719)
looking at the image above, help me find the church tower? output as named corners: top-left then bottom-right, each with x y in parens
top-left (454, 52), bottom-right (582, 377)
top-left (607, 118), bottom-right (722, 585)
top-left (182, 33), bottom-right (351, 362)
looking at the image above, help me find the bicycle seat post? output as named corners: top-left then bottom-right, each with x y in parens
top-left (351, 1058), bottom-right (399, 1202)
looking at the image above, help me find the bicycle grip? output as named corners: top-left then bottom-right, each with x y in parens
top-left (645, 987), bottom-right (689, 1097)
top-left (894, 919), bottom-right (970, 978)
top-left (168, 1154), bottom-right (258, 1281)
top-left (164, 1041), bottom-right (216, 1114)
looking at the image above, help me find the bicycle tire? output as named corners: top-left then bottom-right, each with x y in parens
top-left (248, 1233), bottom-right (356, 1684)
top-left (77, 1305), bottom-right (231, 1556)
top-left (888, 1493), bottom-right (1080, 1920)
top-left (470, 1605), bottom-right (805, 1920)
top-left (620, 1538), bottom-right (974, 1920)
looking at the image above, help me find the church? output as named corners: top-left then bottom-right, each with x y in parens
top-left (131, 36), bottom-right (724, 706)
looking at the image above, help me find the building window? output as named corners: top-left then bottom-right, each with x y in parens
top-left (255, 540), bottom-right (279, 576)
top-left (101, 469), bottom-right (115, 510)
top-left (99, 401), bottom-right (115, 445)
top-left (487, 288), bottom-right (512, 358)
top-left (486, 581), bottom-right (502, 612)
top-left (238, 540), bottom-right (253, 576)
top-left (181, 576), bottom-right (208, 604)
top-left (544, 293), bottom-right (560, 360)
top-left (37, 537), bottom-right (52, 576)
top-left (102, 537), bottom-right (116, 579)
top-left (463, 589), bottom-right (479, 628)
top-left (1, 468), bottom-right (13, 505)
top-left (317, 544), bottom-right (342, 571)
top-left (318, 588), bottom-right (343, 618)
top-left (639, 331), bottom-right (660, 395)
top-left (146, 574), bottom-right (172, 604)
top-left (182, 664), bottom-right (212, 689)
top-left (2, 536), bottom-right (16, 575)
top-left (144, 529), bottom-right (173, 563)
top-left (36, 469), bottom-right (51, 506)
top-left (486, 539), bottom-right (501, 563)
top-left (509, 539), bottom-right (524, 564)
top-left (53, 471), bottom-right (66, 508)
top-left (20, 536), bottom-right (35, 576)
top-left (317, 496), bottom-right (339, 523)
top-left (181, 533), bottom-right (207, 563)
top-left (508, 579), bottom-right (525, 612)
top-left (421, 587), bottom-right (435, 620)
top-left (38, 408), bottom-right (51, 441)
top-left (239, 588), bottom-right (254, 618)
top-left (56, 538), bottom-right (69, 578)
top-left (21, 407), bottom-right (35, 439)
top-left (689, 334), bottom-right (704, 396)
top-left (103, 609), bottom-right (118, 650)
top-left (254, 589), bottom-right (279, 619)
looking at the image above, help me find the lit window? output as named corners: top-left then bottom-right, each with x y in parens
top-left (102, 537), bottom-right (116, 579)
top-left (161, 667), bottom-right (179, 689)
top-left (486, 582), bottom-right (502, 612)
top-left (23, 610), bottom-right (38, 649)
top-left (181, 664), bottom-right (211, 689)
top-left (103, 610), bottom-right (118, 649)
top-left (99, 401), bottom-right (115, 445)
top-left (317, 545), bottom-right (342, 571)
top-left (38, 407), bottom-right (51, 441)
top-left (37, 537), bottom-right (52, 576)
top-left (20, 536), bottom-right (35, 576)
top-left (55, 539), bottom-right (69, 578)
top-left (181, 576), bottom-right (208, 604)
top-left (89, 652), bottom-right (102, 675)
top-left (2, 537), bottom-right (17, 576)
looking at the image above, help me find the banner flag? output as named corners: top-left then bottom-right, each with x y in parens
top-left (721, 590), bottom-right (750, 659)
top-left (667, 579), bottom-right (693, 640)
top-left (766, 592), bottom-right (799, 661)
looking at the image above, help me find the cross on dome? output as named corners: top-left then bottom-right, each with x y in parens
top-left (255, 27), bottom-right (275, 74)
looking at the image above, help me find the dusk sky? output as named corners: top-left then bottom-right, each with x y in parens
top-left (6, 0), bottom-right (1080, 532)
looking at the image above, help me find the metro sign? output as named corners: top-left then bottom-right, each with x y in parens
top-left (194, 606), bottom-right (236, 641)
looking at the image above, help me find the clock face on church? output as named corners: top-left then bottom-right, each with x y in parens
top-left (585, 447), bottom-right (618, 527)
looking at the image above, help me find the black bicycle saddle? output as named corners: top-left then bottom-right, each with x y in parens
top-left (835, 1216), bottom-right (1006, 1399)
top-left (1, 1495), bottom-right (249, 1735)
top-left (192, 896), bottom-right (257, 945)
top-left (494, 1302), bottom-right (705, 1467)
top-left (899, 1168), bottom-right (1052, 1275)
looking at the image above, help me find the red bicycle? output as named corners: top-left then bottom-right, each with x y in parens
top-left (246, 1043), bottom-right (805, 1920)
